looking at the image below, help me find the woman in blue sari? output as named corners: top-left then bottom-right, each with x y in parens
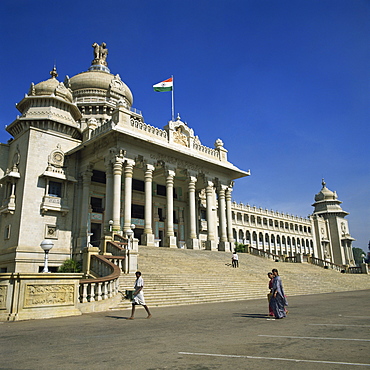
top-left (270, 268), bottom-right (288, 319)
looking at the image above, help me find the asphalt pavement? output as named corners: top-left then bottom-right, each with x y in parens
top-left (0, 290), bottom-right (369, 370)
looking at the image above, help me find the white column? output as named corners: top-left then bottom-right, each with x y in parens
top-left (104, 161), bottom-right (113, 234)
top-left (226, 187), bottom-right (234, 244)
top-left (141, 164), bottom-right (155, 246)
top-left (165, 170), bottom-right (177, 248)
top-left (112, 157), bottom-right (123, 232)
top-left (187, 176), bottom-right (199, 249)
top-left (205, 181), bottom-right (217, 250)
top-left (123, 159), bottom-right (135, 233)
top-left (217, 184), bottom-right (230, 252)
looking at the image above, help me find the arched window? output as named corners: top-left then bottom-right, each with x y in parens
top-left (252, 231), bottom-right (258, 247)
top-left (271, 234), bottom-right (275, 246)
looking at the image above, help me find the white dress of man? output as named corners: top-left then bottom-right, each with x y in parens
top-left (133, 276), bottom-right (146, 305)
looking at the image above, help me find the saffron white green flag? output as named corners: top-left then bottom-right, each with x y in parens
top-left (153, 77), bottom-right (173, 92)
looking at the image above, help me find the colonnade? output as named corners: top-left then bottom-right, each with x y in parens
top-left (78, 152), bottom-right (235, 251)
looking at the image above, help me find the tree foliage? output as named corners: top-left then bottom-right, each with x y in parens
top-left (58, 259), bottom-right (82, 273)
top-left (352, 247), bottom-right (366, 266)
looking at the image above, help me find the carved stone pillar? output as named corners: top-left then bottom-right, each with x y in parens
top-left (226, 187), bottom-right (234, 244)
top-left (164, 170), bottom-right (177, 248)
top-left (205, 181), bottom-right (217, 250)
top-left (104, 160), bottom-right (113, 234)
top-left (141, 164), bottom-right (155, 246)
top-left (187, 176), bottom-right (199, 249)
top-left (112, 156), bottom-right (123, 232)
top-left (123, 159), bottom-right (135, 233)
top-left (217, 184), bottom-right (230, 252)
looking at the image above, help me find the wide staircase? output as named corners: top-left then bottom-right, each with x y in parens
top-left (115, 246), bottom-right (370, 309)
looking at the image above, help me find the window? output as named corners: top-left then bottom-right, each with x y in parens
top-left (132, 204), bottom-right (145, 219)
top-left (158, 208), bottom-right (165, 221)
top-left (91, 197), bottom-right (104, 213)
top-left (157, 184), bottom-right (166, 196)
top-left (49, 181), bottom-right (62, 197)
top-left (92, 170), bottom-right (106, 184)
top-left (200, 209), bottom-right (207, 221)
top-left (133, 179), bottom-right (145, 192)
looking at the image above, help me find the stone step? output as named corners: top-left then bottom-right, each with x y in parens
top-left (111, 246), bottom-right (370, 310)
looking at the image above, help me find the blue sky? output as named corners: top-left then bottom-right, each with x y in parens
top-left (1, 0), bottom-right (369, 252)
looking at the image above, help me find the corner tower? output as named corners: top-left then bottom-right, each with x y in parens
top-left (311, 180), bottom-right (355, 266)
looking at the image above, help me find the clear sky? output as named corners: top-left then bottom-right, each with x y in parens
top-left (1, 0), bottom-right (369, 252)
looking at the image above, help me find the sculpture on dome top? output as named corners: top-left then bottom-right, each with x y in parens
top-left (92, 42), bottom-right (108, 66)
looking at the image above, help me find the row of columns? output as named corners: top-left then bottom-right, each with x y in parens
top-left (79, 154), bottom-right (235, 251)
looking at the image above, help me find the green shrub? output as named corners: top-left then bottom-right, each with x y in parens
top-left (58, 259), bottom-right (82, 273)
top-left (234, 242), bottom-right (246, 253)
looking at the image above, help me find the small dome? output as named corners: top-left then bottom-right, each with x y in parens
top-left (69, 70), bottom-right (133, 106)
top-left (31, 67), bottom-right (73, 103)
top-left (314, 179), bottom-right (337, 202)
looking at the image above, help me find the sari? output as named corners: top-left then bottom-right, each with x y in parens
top-left (270, 275), bottom-right (288, 319)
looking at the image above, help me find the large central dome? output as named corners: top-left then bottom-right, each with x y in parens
top-left (67, 42), bottom-right (133, 107)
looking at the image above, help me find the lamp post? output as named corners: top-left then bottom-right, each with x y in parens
top-left (108, 219), bottom-right (113, 234)
top-left (40, 239), bottom-right (54, 273)
top-left (125, 228), bottom-right (134, 274)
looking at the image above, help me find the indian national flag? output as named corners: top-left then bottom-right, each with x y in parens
top-left (153, 77), bottom-right (173, 92)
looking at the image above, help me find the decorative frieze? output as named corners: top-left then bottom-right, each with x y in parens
top-left (24, 284), bottom-right (75, 308)
top-left (0, 286), bottom-right (7, 309)
top-left (150, 153), bottom-right (205, 172)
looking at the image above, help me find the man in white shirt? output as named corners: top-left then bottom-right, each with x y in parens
top-left (232, 251), bottom-right (239, 268)
top-left (129, 271), bottom-right (152, 319)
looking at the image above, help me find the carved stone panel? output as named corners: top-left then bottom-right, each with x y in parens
top-left (24, 284), bottom-right (75, 308)
top-left (0, 286), bottom-right (7, 309)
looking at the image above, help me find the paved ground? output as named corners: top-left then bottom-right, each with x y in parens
top-left (0, 290), bottom-right (369, 370)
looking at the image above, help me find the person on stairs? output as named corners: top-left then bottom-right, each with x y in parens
top-left (128, 271), bottom-right (152, 319)
top-left (232, 251), bottom-right (239, 268)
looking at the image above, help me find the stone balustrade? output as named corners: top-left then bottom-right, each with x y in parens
top-left (79, 254), bottom-right (121, 303)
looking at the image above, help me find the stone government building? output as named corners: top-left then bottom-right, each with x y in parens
top-left (0, 43), bottom-right (355, 273)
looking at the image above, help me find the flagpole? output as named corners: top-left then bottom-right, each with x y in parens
top-left (171, 75), bottom-right (174, 121)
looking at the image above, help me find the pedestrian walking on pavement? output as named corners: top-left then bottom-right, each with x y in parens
top-left (270, 268), bottom-right (288, 319)
top-left (128, 271), bottom-right (152, 319)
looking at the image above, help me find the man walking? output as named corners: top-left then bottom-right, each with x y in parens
top-left (128, 271), bottom-right (152, 319)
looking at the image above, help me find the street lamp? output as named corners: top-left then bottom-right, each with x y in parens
top-left (125, 226), bottom-right (135, 274)
top-left (126, 228), bottom-right (134, 250)
top-left (108, 219), bottom-right (113, 233)
top-left (40, 239), bottom-right (54, 273)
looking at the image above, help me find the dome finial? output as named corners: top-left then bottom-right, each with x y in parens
top-left (50, 66), bottom-right (58, 79)
top-left (322, 178), bottom-right (326, 188)
top-left (89, 42), bottom-right (110, 72)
